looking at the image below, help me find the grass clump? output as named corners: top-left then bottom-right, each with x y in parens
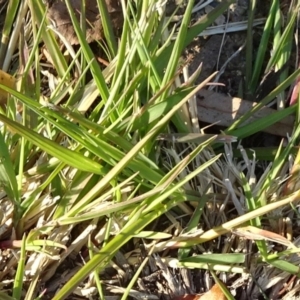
top-left (0, 0), bottom-right (299, 299)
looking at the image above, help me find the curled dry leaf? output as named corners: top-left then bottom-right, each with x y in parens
top-left (172, 284), bottom-right (226, 300)
top-left (198, 284), bottom-right (226, 300)
top-left (46, 0), bottom-right (123, 45)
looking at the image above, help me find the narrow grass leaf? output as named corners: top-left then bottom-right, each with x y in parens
top-left (227, 68), bottom-right (300, 131)
top-left (227, 104), bottom-right (296, 139)
top-left (180, 0), bottom-right (235, 52)
top-left (245, 0), bottom-right (256, 89)
top-left (0, 130), bottom-right (19, 202)
top-left (0, 114), bottom-right (103, 174)
top-left (116, 87), bottom-right (193, 132)
top-left (241, 173), bottom-right (268, 257)
top-left (26, 239), bottom-right (67, 250)
top-left (133, 231), bottom-right (172, 239)
top-left (209, 269), bottom-right (235, 300)
top-left (157, 133), bottom-right (237, 143)
top-left (96, 0), bottom-right (118, 56)
top-left (160, 0), bottom-right (194, 102)
top-left (229, 147), bottom-right (298, 161)
top-left (0, 293), bottom-right (15, 300)
top-left (249, 0), bottom-right (278, 93)
top-left (266, 4), bottom-right (299, 72)
top-left (180, 253), bottom-right (245, 264)
top-left (12, 234), bottom-right (26, 300)
top-left (64, 0), bottom-right (109, 103)
top-left (0, 0), bottom-right (21, 67)
top-left (177, 262), bottom-right (245, 273)
top-left (267, 259), bottom-right (300, 275)
top-left (28, 0), bottom-right (68, 78)
top-left (24, 273), bottom-right (39, 300)
top-left (258, 121), bottom-right (300, 195)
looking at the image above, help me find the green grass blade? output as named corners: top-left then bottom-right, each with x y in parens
top-left (28, 0), bottom-right (69, 78)
top-left (245, 0), bottom-right (257, 94)
top-left (0, 114), bottom-right (103, 174)
top-left (227, 68), bottom-right (300, 131)
top-left (12, 235), bottom-right (26, 300)
top-left (249, 0), bottom-right (278, 93)
top-left (160, 0), bottom-right (195, 99)
top-left (96, 0), bottom-right (118, 56)
top-left (180, 253), bottom-right (245, 264)
top-left (267, 259), bottom-right (300, 275)
top-left (0, 0), bottom-right (21, 67)
top-left (0, 130), bottom-right (19, 202)
top-left (266, 3), bottom-right (298, 72)
top-left (64, 0), bottom-right (109, 103)
top-left (227, 104), bottom-right (296, 139)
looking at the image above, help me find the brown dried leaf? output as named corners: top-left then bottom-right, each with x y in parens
top-left (197, 89), bottom-right (294, 137)
top-left (198, 284), bottom-right (226, 300)
top-left (46, 0), bottom-right (123, 45)
top-left (172, 284), bottom-right (226, 300)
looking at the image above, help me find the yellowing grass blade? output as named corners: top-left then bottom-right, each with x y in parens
top-left (284, 147), bottom-right (300, 195)
top-left (232, 225), bottom-right (297, 249)
top-left (0, 69), bottom-right (15, 105)
top-left (157, 133), bottom-right (237, 143)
